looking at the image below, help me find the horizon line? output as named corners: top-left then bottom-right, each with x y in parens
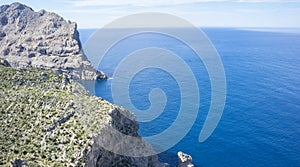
top-left (77, 26), bottom-right (300, 29)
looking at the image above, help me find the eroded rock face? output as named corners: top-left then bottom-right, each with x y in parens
top-left (86, 108), bottom-right (164, 167)
top-left (0, 2), bottom-right (106, 80)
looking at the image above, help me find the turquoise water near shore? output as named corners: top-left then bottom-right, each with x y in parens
top-left (79, 28), bottom-right (300, 166)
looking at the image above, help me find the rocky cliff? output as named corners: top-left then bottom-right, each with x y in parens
top-left (0, 62), bottom-right (163, 166)
top-left (0, 2), bottom-right (106, 80)
top-left (0, 2), bottom-right (194, 166)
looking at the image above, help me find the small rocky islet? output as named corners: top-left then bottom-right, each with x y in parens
top-left (0, 2), bottom-right (194, 167)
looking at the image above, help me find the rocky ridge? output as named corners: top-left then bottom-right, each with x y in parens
top-left (0, 2), bottom-right (106, 80)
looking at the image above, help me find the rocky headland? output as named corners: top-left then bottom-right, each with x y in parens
top-left (0, 2), bottom-right (194, 167)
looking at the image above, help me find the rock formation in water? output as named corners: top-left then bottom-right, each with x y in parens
top-left (0, 62), bottom-right (164, 166)
top-left (0, 2), bottom-right (106, 80)
top-left (178, 151), bottom-right (194, 167)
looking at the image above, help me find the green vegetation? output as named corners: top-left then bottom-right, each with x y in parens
top-left (0, 65), bottom-right (114, 166)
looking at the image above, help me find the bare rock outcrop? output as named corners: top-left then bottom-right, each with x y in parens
top-left (178, 151), bottom-right (194, 167)
top-left (0, 2), bottom-right (106, 80)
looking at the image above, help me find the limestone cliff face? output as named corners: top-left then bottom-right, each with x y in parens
top-left (0, 2), bottom-right (106, 80)
top-left (0, 63), bottom-right (163, 166)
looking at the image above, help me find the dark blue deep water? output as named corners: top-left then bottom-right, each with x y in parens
top-left (79, 28), bottom-right (300, 167)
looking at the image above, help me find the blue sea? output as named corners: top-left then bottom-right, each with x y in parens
top-left (79, 28), bottom-right (300, 167)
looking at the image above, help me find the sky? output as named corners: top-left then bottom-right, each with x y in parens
top-left (1, 0), bottom-right (300, 29)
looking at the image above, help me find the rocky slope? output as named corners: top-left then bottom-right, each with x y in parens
top-left (0, 61), bottom-right (164, 166)
top-left (0, 2), bottom-right (106, 80)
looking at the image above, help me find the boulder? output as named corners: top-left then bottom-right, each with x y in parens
top-left (178, 151), bottom-right (194, 167)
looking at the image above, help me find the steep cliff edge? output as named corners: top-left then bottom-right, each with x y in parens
top-left (0, 3), bottom-right (194, 166)
top-left (0, 2), bottom-right (106, 80)
top-left (0, 63), bottom-right (163, 166)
